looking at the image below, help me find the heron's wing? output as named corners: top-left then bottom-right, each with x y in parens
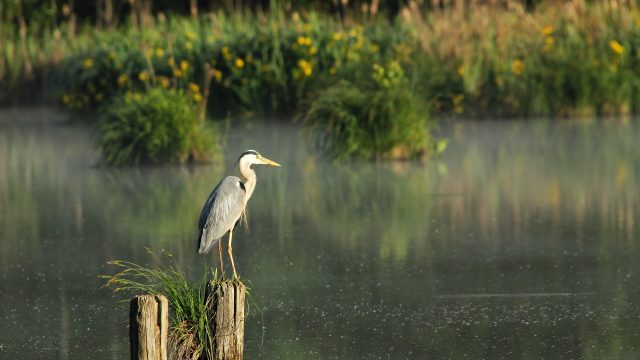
top-left (197, 176), bottom-right (246, 254)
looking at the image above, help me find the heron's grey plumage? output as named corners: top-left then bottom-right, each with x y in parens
top-left (197, 176), bottom-right (246, 254)
top-left (196, 149), bottom-right (280, 278)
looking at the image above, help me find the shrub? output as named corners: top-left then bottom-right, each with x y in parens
top-left (303, 61), bottom-right (431, 161)
top-left (99, 87), bottom-right (217, 165)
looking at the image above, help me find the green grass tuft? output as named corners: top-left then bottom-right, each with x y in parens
top-left (303, 60), bottom-right (432, 161)
top-left (98, 86), bottom-right (218, 165)
top-left (101, 250), bottom-right (246, 359)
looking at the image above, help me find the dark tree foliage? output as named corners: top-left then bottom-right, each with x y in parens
top-left (4, 0), bottom-right (542, 29)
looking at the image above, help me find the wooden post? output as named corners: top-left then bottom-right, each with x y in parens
top-left (205, 281), bottom-right (246, 360)
top-left (130, 295), bottom-right (168, 360)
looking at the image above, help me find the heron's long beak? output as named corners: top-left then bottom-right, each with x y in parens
top-left (258, 155), bottom-right (281, 167)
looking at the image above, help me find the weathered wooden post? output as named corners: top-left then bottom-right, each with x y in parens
top-left (205, 281), bottom-right (246, 360)
top-left (130, 295), bottom-right (169, 360)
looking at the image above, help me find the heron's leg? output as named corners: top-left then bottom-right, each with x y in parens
top-left (228, 226), bottom-right (238, 278)
top-left (218, 238), bottom-right (225, 278)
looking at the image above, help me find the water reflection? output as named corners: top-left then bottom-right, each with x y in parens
top-left (1, 109), bottom-right (639, 358)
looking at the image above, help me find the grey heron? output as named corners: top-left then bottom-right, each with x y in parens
top-left (197, 149), bottom-right (281, 278)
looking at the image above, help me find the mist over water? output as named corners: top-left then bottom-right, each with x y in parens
top-left (1, 108), bottom-right (639, 359)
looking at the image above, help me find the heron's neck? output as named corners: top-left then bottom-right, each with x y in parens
top-left (239, 163), bottom-right (256, 202)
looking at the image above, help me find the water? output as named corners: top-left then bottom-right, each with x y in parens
top-left (1, 108), bottom-right (639, 359)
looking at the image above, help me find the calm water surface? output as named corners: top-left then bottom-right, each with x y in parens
top-left (1, 108), bottom-right (640, 359)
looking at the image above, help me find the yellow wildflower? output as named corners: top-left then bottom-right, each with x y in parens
top-left (222, 46), bottom-right (232, 60)
top-left (542, 25), bottom-right (554, 36)
top-left (62, 94), bottom-right (71, 104)
top-left (213, 69), bottom-right (223, 82)
top-left (609, 40), bottom-right (624, 55)
top-left (235, 58), bottom-right (245, 69)
top-left (185, 31), bottom-right (197, 41)
top-left (173, 69), bottom-right (183, 78)
top-left (349, 29), bottom-right (357, 37)
top-left (512, 59), bottom-right (524, 76)
top-left (180, 60), bottom-right (189, 71)
top-left (168, 57), bottom-right (176, 66)
top-left (117, 74), bottom-right (128, 87)
top-left (457, 65), bottom-right (465, 77)
top-left (192, 93), bottom-right (203, 102)
top-left (144, 48), bottom-right (153, 58)
top-left (543, 36), bottom-right (555, 52)
top-left (308, 46), bottom-right (318, 56)
top-left (298, 59), bottom-right (312, 77)
top-left (188, 83), bottom-right (200, 93)
top-left (297, 36), bottom-right (312, 46)
top-left (185, 41), bottom-right (193, 50)
top-left (158, 76), bottom-right (170, 88)
top-left (346, 51), bottom-right (359, 62)
top-left (155, 48), bottom-right (164, 57)
top-left (332, 32), bottom-right (342, 41)
top-left (454, 94), bottom-right (464, 114)
top-left (369, 44), bottom-right (380, 53)
top-left (82, 58), bottom-right (93, 69)
top-left (138, 71), bottom-right (149, 82)
top-left (133, 93), bottom-right (142, 102)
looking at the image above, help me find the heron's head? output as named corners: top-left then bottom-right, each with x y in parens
top-left (237, 149), bottom-right (281, 169)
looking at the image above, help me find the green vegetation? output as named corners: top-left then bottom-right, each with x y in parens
top-left (50, 14), bottom-right (409, 115)
top-left (102, 252), bottom-right (234, 359)
top-left (304, 61), bottom-right (431, 160)
top-left (99, 87), bottom-right (217, 165)
top-left (408, 2), bottom-right (640, 116)
top-left (29, 12), bottom-right (429, 160)
top-left (3, 1), bottom-right (640, 161)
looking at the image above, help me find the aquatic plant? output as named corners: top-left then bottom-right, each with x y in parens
top-left (304, 61), bottom-right (431, 160)
top-left (98, 86), bottom-right (217, 165)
